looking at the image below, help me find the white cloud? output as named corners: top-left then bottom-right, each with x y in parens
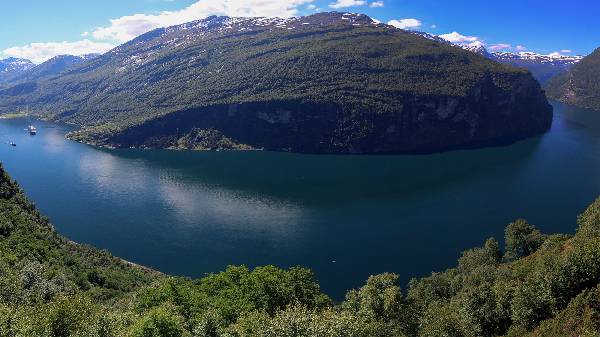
top-left (560, 49), bottom-right (572, 53)
top-left (94, 0), bottom-right (315, 43)
top-left (489, 43), bottom-right (511, 51)
top-left (3, 40), bottom-right (116, 64)
top-left (370, 1), bottom-right (385, 7)
top-left (387, 18), bottom-right (422, 30)
top-left (516, 45), bottom-right (527, 51)
top-left (430, 24), bottom-right (437, 29)
top-left (438, 31), bottom-right (480, 44)
top-left (329, 0), bottom-right (366, 9)
top-left (2, 0), bottom-right (318, 63)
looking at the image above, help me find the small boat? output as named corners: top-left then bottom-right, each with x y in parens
top-left (28, 125), bottom-right (37, 135)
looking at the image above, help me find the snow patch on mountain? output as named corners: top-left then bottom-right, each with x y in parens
top-left (492, 51), bottom-right (583, 64)
top-left (0, 57), bottom-right (35, 74)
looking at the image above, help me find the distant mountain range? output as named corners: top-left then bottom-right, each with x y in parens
top-left (0, 54), bottom-right (99, 85)
top-left (487, 50), bottom-right (582, 84)
top-left (0, 57), bottom-right (35, 84)
top-left (410, 31), bottom-right (584, 85)
top-left (0, 12), bottom-right (552, 154)
top-left (545, 48), bottom-right (600, 111)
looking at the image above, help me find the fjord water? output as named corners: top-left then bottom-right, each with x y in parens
top-left (0, 101), bottom-right (599, 298)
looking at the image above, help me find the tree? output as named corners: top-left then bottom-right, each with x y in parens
top-left (504, 220), bottom-right (545, 261)
top-left (131, 306), bottom-right (188, 337)
top-left (419, 303), bottom-right (468, 337)
top-left (575, 197), bottom-right (600, 241)
top-left (343, 273), bottom-right (403, 322)
top-left (458, 238), bottom-right (502, 274)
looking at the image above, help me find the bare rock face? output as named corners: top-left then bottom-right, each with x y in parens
top-left (82, 72), bottom-right (551, 154)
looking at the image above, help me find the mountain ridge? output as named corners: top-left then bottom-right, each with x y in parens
top-left (453, 44), bottom-right (584, 84)
top-left (0, 57), bottom-right (35, 84)
top-left (0, 12), bottom-right (552, 154)
top-left (15, 54), bottom-right (100, 83)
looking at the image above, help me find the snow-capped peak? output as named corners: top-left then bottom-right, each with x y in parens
top-left (0, 57), bottom-right (35, 74)
top-left (493, 51), bottom-right (584, 64)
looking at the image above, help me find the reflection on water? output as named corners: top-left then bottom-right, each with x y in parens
top-left (1, 101), bottom-right (600, 298)
top-left (77, 148), bottom-right (307, 241)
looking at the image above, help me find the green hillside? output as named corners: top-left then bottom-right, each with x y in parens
top-left (0, 13), bottom-right (551, 153)
top-left (546, 47), bottom-right (600, 111)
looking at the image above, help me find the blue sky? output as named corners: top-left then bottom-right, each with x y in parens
top-left (1, 0), bottom-right (598, 63)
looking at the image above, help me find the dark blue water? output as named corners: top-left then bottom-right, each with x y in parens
top-left (1, 101), bottom-right (599, 298)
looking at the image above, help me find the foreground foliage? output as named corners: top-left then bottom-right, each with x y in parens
top-left (0, 163), bottom-right (599, 336)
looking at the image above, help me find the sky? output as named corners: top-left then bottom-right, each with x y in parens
top-left (0, 0), bottom-right (598, 63)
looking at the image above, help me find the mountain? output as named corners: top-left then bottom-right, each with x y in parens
top-left (0, 57), bottom-right (34, 84)
top-left (545, 48), bottom-right (600, 111)
top-left (493, 51), bottom-right (583, 84)
top-left (456, 44), bottom-right (583, 84)
top-left (13, 54), bottom-right (100, 83)
top-left (462, 43), bottom-right (495, 59)
top-left (0, 12), bottom-right (552, 154)
top-left (2, 161), bottom-right (600, 336)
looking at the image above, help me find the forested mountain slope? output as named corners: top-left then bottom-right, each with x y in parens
top-left (546, 47), bottom-right (600, 111)
top-left (1, 163), bottom-right (600, 336)
top-left (0, 12), bottom-right (552, 153)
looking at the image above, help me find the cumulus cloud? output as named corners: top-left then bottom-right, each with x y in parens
top-left (489, 43), bottom-right (511, 51)
top-left (370, 1), bottom-right (385, 7)
top-left (438, 31), bottom-right (480, 44)
top-left (329, 0), bottom-right (366, 9)
top-left (94, 0), bottom-right (315, 42)
top-left (2, 0), bottom-right (317, 62)
top-left (516, 45), bottom-right (527, 51)
top-left (3, 40), bottom-right (116, 63)
top-left (387, 18), bottom-right (422, 30)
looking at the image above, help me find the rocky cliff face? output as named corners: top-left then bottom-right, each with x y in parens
top-left (72, 73), bottom-right (551, 154)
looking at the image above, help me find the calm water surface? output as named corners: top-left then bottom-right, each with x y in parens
top-left (1, 101), bottom-right (599, 298)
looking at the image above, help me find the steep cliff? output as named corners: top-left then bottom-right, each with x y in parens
top-left (72, 73), bottom-right (551, 154)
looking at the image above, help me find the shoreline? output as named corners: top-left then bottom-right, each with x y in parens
top-left (0, 112), bottom-right (28, 119)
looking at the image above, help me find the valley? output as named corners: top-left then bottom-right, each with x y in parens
top-left (0, 5), bottom-right (599, 336)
